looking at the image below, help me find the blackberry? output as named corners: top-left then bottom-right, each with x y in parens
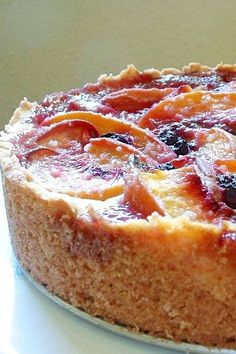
top-left (157, 162), bottom-right (174, 171)
top-left (217, 174), bottom-right (236, 209)
top-left (158, 130), bottom-right (190, 156)
top-left (101, 133), bottom-right (133, 145)
top-left (128, 155), bottom-right (150, 171)
top-left (89, 166), bottom-right (109, 178)
top-left (158, 130), bottom-right (178, 145)
top-left (173, 138), bottom-right (189, 156)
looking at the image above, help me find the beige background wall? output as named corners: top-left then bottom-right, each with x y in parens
top-left (1, 0), bottom-right (236, 128)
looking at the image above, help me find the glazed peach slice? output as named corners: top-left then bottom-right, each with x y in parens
top-left (139, 91), bottom-right (236, 129)
top-left (123, 172), bottom-right (165, 218)
top-left (40, 111), bottom-right (132, 134)
top-left (76, 174), bottom-right (124, 201)
top-left (40, 111), bottom-right (176, 163)
top-left (195, 128), bottom-right (236, 163)
top-left (36, 120), bottom-right (99, 149)
top-left (193, 129), bottom-right (236, 198)
top-left (102, 86), bottom-right (192, 113)
top-left (101, 87), bottom-right (174, 112)
top-left (138, 167), bottom-right (210, 221)
top-left (215, 159), bottom-right (236, 173)
top-left (24, 147), bottom-right (58, 162)
top-left (86, 137), bottom-right (152, 165)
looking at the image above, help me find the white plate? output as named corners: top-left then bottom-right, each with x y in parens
top-left (0, 185), bottom-right (234, 354)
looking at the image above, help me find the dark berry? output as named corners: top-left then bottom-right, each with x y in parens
top-left (101, 133), bottom-right (134, 145)
top-left (173, 138), bottom-right (190, 156)
top-left (157, 162), bottom-right (174, 171)
top-left (158, 130), bottom-right (178, 146)
top-left (217, 174), bottom-right (236, 209)
top-left (89, 166), bottom-right (108, 178)
top-left (158, 130), bottom-right (190, 156)
top-left (128, 155), bottom-right (150, 171)
top-left (218, 174), bottom-right (236, 189)
top-left (225, 189), bottom-right (236, 209)
top-left (89, 166), bottom-right (123, 180)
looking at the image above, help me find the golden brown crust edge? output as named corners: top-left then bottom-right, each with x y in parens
top-left (98, 62), bottom-right (236, 85)
top-left (4, 174), bottom-right (236, 348)
top-left (1, 63), bottom-right (236, 349)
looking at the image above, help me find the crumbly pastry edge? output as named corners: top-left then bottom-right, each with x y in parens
top-left (98, 62), bottom-right (236, 84)
top-left (1, 64), bottom-right (236, 348)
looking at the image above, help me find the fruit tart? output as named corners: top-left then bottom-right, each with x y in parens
top-left (1, 63), bottom-right (236, 349)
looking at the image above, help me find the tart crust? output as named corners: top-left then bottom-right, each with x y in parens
top-left (1, 64), bottom-right (236, 349)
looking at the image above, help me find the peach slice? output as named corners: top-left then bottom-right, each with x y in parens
top-left (101, 87), bottom-right (174, 112)
top-left (140, 167), bottom-right (210, 221)
top-left (139, 91), bottom-right (236, 129)
top-left (195, 128), bottom-right (236, 163)
top-left (123, 172), bottom-right (165, 218)
top-left (40, 111), bottom-right (148, 144)
top-left (40, 111), bottom-right (176, 163)
top-left (75, 180), bottom-right (124, 201)
top-left (41, 111), bottom-right (128, 132)
top-left (215, 159), bottom-right (236, 173)
top-left (86, 137), bottom-right (152, 165)
top-left (25, 147), bottom-right (58, 162)
top-left (36, 120), bottom-right (99, 149)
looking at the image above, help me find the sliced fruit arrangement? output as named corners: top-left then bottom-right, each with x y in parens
top-left (13, 67), bottom-right (236, 220)
top-left (122, 164), bottom-right (236, 221)
top-left (22, 112), bottom-right (176, 200)
top-left (23, 142), bottom-right (148, 200)
top-left (39, 111), bottom-right (176, 163)
top-left (139, 91), bottom-right (236, 134)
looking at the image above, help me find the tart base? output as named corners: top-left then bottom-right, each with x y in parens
top-left (3, 174), bottom-right (236, 349)
top-left (18, 260), bottom-right (235, 354)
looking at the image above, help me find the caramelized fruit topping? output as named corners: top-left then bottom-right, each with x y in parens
top-left (13, 66), bottom-right (236, 221)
